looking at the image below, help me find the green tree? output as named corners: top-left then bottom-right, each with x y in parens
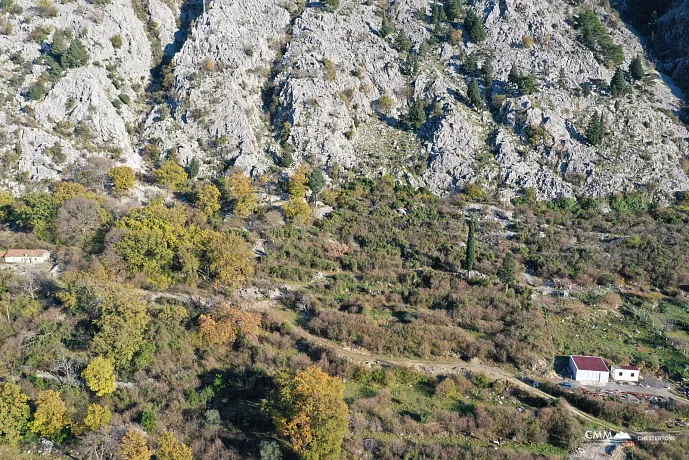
top-left (465, 53), bottom-right (478, 73)
top-left (140, 406), bottom-right (156, 434)
top-left (265, 366), bottom-right (348, 460)
top-left (153, 160), bottom-right (188, 191)
top-left (27, 81), bottom-right (47, 100)
top-left (259, 440), bottom-right (282, 460)
top-left (586, 112), bottom-right (605, 146)
top-left (110, 35), bottom-right (123, 49)
top-left (445, 0), bottom-right (463, 22)
top-left (325, 0), bottom-right (339, 12)
top-left (0, 382), bottom-right (31, 447)
top-left (186, 157), bottom-right (200, 179)
top-left (308, 169), bottom-right (326, 196)
top-left (92, 291), bottom-right (150, 368)
top-left (30, 390), bottom-right (69, 440)
top-left (12, 192), bottom-right (57, 241)
top-left (380, 14), bottom-right (395, 38)
top-left (465, 218), bottom-right (477, 271)
top-left (407, 99), bottom-right (427, 130)
top-left (508, 63), bottom-right (520, 86)
top-left (629, 54), bottom-right (644, 80)
top-left (464, 9), bottom-right (485, 43)
top-left (483, 59), bottom-right (493, 88)
top-left (517, 73), bottom-right (536, 95)
top-left (497, 252), bottom-right (517, 285)
top-left (610, 67), bottom-right (628, 97)
top-left (60, 39), bottom-right (89, 68)
top-left (467, 79), bottom-right (482, 109)
top-left (547, 399), bottom-right (582, 450)
top-left (394, 30), bottom-right (412, 53)
top-left (109, 166), bottom-right (136, 192)
top-left (82, 356), bottom-right (116, 396)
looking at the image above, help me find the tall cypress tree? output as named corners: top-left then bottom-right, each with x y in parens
top-left (508, 63), bottom-right (520, 86)
top-left (629, 54), bottom-right (644, 81)
top-left (497, 252), bottom-right (517, 285)
top-left (467, 79), bottom-right (482, 110)
top-left (483, 59), bottom-right (494, 89)
top-left (445, 0), bottom-right (463, 22)
top-left (407, 99), bottom-right (427, 130)
top-left (586, 112), bottom-right (604, 146)
top-left (464, 10), bottom-right (486, 43)
top-left (610, 67), bottom-right (628, 97)
top-left (465, 218), bottom-right (477, 271)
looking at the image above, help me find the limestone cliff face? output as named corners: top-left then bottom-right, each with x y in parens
top-left (0, 0), bottom-right (687, 200)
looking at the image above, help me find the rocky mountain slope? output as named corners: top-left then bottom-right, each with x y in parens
top-left (0, 0), bottom-right (688, 199)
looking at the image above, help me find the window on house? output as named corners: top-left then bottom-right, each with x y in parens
top-left (630, 373), bottom-right (635, 377)
top-left (618, 372), bottom-right (623, 376)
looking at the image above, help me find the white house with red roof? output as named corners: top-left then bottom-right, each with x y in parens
top-left (568, 355), bottom-right (609, 384)
top-left (1, 249), bottom-right (51, 264)
top-left (610, 365), bottom-right (640, 382)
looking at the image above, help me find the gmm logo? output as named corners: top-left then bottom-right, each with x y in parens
top-left (585, 430), bottom-right (613, 440)
top-left (584, 430), bottom-right (633, 442)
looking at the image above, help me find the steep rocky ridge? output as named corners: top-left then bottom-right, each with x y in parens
top-left (0, 0), bottom-right (688, 200)
top-left (618, 0), bottom-right (689, 96)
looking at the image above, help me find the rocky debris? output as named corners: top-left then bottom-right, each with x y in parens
top-left (418, 0), bottom-right (689, 198)
top-left (143, 0), bottom-right (293, 176)
top-left (0, 0), bottom-right (153, 188)
top-left (0, 0), bottom-right (687, 201)
top-left (276, 4), bottom-right (408, 169)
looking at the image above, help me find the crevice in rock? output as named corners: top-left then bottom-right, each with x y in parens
top-left (261, 1), bottom-right (307, 149)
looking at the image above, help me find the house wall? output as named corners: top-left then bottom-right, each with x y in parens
top-left (568, 358), bottom-right (578, 378)
top-left (4, 254), bottom-right (50, 264)
top-left (573, 368), bottom-right (609, 384)
top-left (611, 368), bottom-right (639, 382)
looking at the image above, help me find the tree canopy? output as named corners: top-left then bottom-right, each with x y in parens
top-left (266, 366), bottom-right (348, 459)
top-left (82, 356), bottom-right (117, 396)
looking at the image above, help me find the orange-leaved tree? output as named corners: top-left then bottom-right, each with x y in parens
top-left (198, 303), bottom-right (260, 346)
top-left (264, 365), bottom-right (348, 459)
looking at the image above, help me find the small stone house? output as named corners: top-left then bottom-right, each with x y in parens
top-left (569, 355), bottom-right (609, 384)
top-left (1, 249), bottom-right (51, 264)
top-left (611, 365), bottom-right (640, 382)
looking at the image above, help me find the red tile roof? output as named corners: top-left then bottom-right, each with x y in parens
top-left (2, 249), bottom-right (50, 258)
top-left (571, 355), bottom-right (609, 372)
top-left (615, 365), bottom-right (639, 371)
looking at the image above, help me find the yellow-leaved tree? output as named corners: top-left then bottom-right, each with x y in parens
top-left (30, 390), bottom-right (69, 439)
top-left (152, 160), bottom-right (188, 191)
top-left (198, 303), bottom-right (261, 346)
top-left (120, 429), bottom-right (152, 460)
top-left (82, 403), bottom-right (112, 431)
top-left (265, 366), bottom-right (348, 459)
top-left (194, 183), bottom-right (221, 216)
top-left (282, 197), bottom-right (310, 224)
top-left (109, 166), bottom-right (136, 192)
top-left (204, 231), bottom-right (255, 288)
top-left (0, 382), bottom-right (31, 447)
top-left (157, 431), bottom-right (193, 460)
top-left (288, 164), bottom-right (311, 198)
top-left (92, 290), bottom-right (150, 369)
top-left (53, 181), bottom-right (89, 204)
top-left (226, 173), bottom-right (257, 218)
top-left (82, 356), bottom-right (116, 396)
